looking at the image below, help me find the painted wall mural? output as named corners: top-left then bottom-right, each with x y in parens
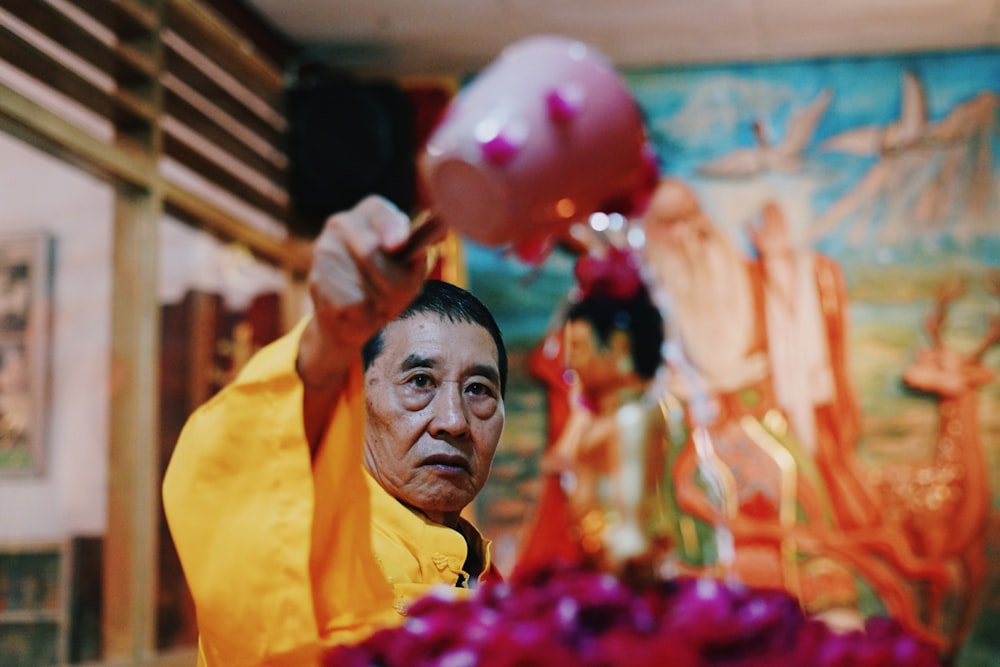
top-left (466, 48), bottom-right (1000, 665)
top-left (625, 48), bottom-right (1000, 506)
top-left (630, 50), bottom-right (997, 261)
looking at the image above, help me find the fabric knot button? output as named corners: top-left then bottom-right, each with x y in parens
top-left (393, 597), bottom-right (408, 615)
top-left (432, 552), bottom-right (450, 570)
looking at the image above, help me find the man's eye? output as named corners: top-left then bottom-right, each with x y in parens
top-left (466, 382), bottom-right (495, 398)
top-left (407, 373), bottom-right (434, 389)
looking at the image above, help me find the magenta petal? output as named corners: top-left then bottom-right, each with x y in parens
top-left (545, 85), bottom-right (584, 123)
top-left (479, 131), bottom-right (523, 166)
top-left (322, 566), bottom-right (944, 667)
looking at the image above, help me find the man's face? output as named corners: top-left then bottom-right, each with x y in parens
top-left (364, 312), bottom-right (505, 525)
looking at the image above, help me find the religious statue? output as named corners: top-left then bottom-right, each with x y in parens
top-left (518, 245), bottom-right (675, 575)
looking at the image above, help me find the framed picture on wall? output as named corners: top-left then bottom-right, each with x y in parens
top-left (0, 233), bottom-right (52, 476)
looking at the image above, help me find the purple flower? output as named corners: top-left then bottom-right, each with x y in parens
top-left (322, 564), bottom-right (944, 667)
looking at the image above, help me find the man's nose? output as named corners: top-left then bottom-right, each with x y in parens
top-left (430, 383), bottom-right (470, 436)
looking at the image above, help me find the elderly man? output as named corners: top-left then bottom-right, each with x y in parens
top-left (162, 196), bottom-right (507, 666)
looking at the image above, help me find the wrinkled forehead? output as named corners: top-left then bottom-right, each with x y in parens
top-left (377, 312), bottom-right (499, 370)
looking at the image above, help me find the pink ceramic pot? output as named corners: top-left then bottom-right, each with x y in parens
top-left (419, 35), bottom-right (649, 247)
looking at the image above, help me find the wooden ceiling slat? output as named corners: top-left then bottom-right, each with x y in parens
top-left (1, 0), bottom-right (301, 271)
top-left (0, 85), bottom-right (305, 274)
top-left (61, 0), bottom-right (159, 40)
top-left (164, 44), bottom-right (284, 149)
top-left (162, 130), bottom-right (288, 222)
top-left (3, 0), bottom-right (157, 85)
top-left (201, 0), bottom-right (293, 69)
top-left (163, 185), bottom-right (310, 276)
top-left (165, 0), bottom-right (284, 114)
top-left (163, 86), bottom-right (285, 186)
top-left (0, 23), bottom-right (157, 127)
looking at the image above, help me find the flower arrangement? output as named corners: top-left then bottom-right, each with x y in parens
top-left (572, 246), bottom-right (645, 302)
top-left (324, 564), bottom-right (942, 667)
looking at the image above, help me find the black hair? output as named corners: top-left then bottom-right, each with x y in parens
top-left (565, 287), bottom-right (664, 381)
top-left (361, 279), bottom-right (508, 396)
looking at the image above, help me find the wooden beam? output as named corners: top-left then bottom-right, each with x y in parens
top-left (163, 181), bottom-right (311, 276)
top-left (0, 83), bottom-right (155, 187)
top-left (102, 0), bottom-right (164, 658)
top-left (0, 81), bottom-right (307, 279)
top-left (105, 181), bottom-right (163, 661)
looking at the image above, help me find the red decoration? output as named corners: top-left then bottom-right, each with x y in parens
top-left (573, 247), bottom-right (645, 302)
top-left (511, 233), bottom-right (557, 265)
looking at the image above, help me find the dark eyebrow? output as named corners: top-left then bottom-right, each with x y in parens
top-left (400, 353), bottom-right (436, 371)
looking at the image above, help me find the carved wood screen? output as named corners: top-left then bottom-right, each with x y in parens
top-left (0, 0), bottom-right (308, 268)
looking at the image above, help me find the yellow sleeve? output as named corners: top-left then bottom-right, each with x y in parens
top-left (162, 319), bottom-right (393, 667)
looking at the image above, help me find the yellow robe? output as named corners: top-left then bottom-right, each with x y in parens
top-left (162, 319), bottom-right (494, 667)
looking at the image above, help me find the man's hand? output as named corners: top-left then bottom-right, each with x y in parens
top-left (297, 196), bottom-right (445, 446)
top-left (311, 197), bottom-right (432, 351)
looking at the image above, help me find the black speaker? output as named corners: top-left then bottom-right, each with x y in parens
top-left (287, 73), bottom-right (416, 238)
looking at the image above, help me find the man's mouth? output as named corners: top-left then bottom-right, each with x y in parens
top-left (421, 454), bottom-right (470, 474)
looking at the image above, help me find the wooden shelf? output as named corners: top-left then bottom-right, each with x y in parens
top-left (0, 608), bottom-right (62, 623)
top-left (0, 542), bottom-right (69, 666)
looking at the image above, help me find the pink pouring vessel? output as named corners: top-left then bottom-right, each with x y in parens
top-left (419, 35), bottom-right (652, 248)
